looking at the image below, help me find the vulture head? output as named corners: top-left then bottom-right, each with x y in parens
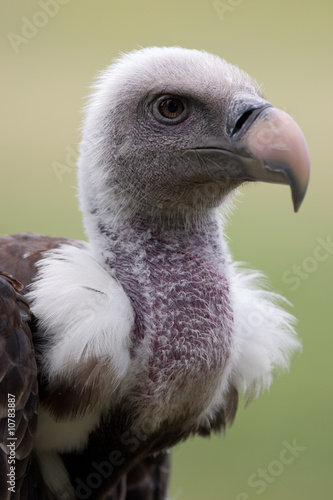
top-left (78, 46), bottom-right (310, 237)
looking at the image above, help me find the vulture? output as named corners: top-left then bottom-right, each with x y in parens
top-left (0, 47), bottom-right (310, 500)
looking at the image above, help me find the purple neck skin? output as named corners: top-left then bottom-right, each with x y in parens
top-left (100, 215), bottom-right (233, 386)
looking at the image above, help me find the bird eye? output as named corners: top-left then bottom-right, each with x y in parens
top-left (158, 98), bottom-right (184, 119)
top-left (152, 95), bottom-right (189, 125)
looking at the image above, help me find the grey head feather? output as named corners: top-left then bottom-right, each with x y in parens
top-left (77, 46), bottom-right (261, 234)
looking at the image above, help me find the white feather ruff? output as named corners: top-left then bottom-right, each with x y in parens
top-left (27, 243), bottom-right (134, 397)
top-left (228, 263), bottom-right (301, 398)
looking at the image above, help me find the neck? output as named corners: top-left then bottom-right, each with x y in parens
top-left (87, 209), bottom-right (234, 428)
top-left (89, 209), bottom-right (234, 351)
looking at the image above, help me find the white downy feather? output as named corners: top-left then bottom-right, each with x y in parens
top-left (228, 263), bottom-right (301, 398)
top-left (27, 242), bottom-right (134, 389)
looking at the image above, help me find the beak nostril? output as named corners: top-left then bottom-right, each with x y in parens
top-left (231, 108), bottom-right (256, 137)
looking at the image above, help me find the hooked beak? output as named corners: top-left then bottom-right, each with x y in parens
top-left (186, 92), bottom-right (310, 212)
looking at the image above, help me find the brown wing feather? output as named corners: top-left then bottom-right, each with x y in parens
top-left (0, 271), bottom-right (38, 499)
top-left (0, 233), bottom-right (74, 292)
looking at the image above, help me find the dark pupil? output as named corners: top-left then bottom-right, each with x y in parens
top-left (166, 99), bottom-right (179, 113)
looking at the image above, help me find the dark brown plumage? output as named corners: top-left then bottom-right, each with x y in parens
top-left (0, 268), bottom-right (37, 499)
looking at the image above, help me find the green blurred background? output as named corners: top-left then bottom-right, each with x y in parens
top-left (1, 1), bottom-right (332, 499)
